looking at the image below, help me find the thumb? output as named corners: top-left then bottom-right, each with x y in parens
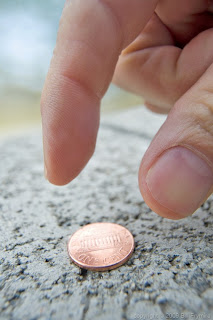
top-left (139, 63), bottom-right (213, 220)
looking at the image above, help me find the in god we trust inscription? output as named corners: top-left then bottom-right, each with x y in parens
top-left (67, 222), bottom-right (134, 271)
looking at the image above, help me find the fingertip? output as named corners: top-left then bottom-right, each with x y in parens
top-left (44, 142), bottom-right (96, 186)
top-left (44, 122), bottom-right (98, 186)
top-left (41, 76), bottom-right (100, 186)
top-left (138, 164), bottom-right (187, 220)
top-left (139, 147), bottom-right (213, 220)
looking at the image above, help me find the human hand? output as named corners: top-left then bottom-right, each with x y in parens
top-left (41, 0), bottom-right (213, 219)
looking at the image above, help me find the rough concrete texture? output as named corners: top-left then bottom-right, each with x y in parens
top-left (0, 106), bottom-right (212, 320)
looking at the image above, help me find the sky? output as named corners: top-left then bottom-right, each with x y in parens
top-left (0, 0), bottom-right (64, 91)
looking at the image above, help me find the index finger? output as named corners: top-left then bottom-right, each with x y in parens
top-left (41, 0), bottom-right (158, 185)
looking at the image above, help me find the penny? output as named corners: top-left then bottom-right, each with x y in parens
top-left (67, 222), bottom-right (134, 271)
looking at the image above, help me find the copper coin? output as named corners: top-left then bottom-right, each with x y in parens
top-left (67, 222), bottom-right (134, 271)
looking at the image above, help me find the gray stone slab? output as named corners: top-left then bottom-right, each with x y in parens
top-left (0, 106), bottom-right (212, 320)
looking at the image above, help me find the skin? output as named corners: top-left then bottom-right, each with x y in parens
top-left (41, 0), bottom-right (213, 219)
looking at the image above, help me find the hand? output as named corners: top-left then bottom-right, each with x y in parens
top-left (41, 0), bottom-right (213, 220)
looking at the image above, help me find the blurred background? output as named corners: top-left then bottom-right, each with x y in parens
top-left (0, 0), bottom-right (142, 138)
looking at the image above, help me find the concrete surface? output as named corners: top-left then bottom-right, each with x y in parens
top-left (0, 106), bottom-right (212, 320)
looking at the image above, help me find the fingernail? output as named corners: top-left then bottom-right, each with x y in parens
top-left (146, 147), bottom-right (213, 217)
